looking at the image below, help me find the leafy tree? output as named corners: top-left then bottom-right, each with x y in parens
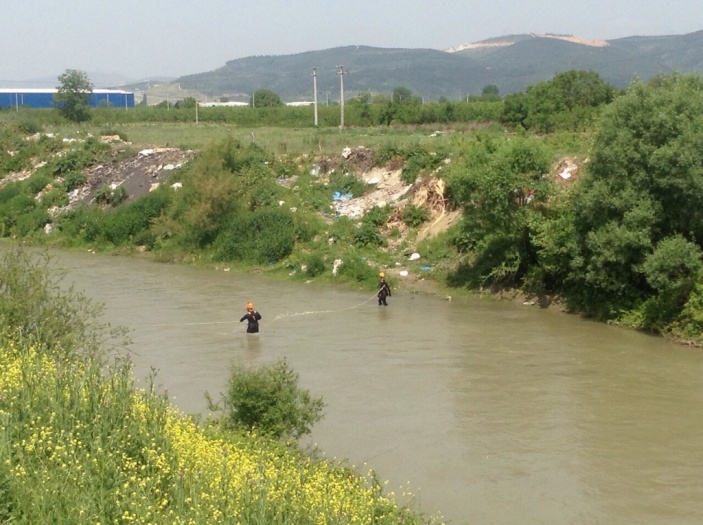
top-left (55, 69), bottom-right (93, 122)
top-left (481, 84), bottom-right (500, 99)
top-left (502, 70), bottom-right (615, 132)
top-left (251, 89), bottom-right (283, 108)
top-left (446, 134), bottom-right (551, 288)
top-left (211, 359), bottom-right (324, 440)
top-left (543, 73), bottom-right (703, 323)
top-left (176, 96), bottom-right (197, 109)
top-left (392, 87), bottom-right (414, 104)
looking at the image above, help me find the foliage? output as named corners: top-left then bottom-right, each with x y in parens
top-left (98, 189), bottom-right (170, 246)
top-left (401, 204), bottom-right (429, 227)
top-left (501, 70), bottom-right (615, 132)
top-left (446, 133), bottom-right (551, 288)
top-left (328, 171), bottom-right (367, 198)
top-left (95, 184), bottom-right (128, 206)
top-left (337, 254), bottom-right (378, 282)
top-left (211, 358), bottom-right (325, 440)
top-left (363, 205), bottom-right (391, 227)
top-left (55, 69), bottom-right (93, 122)
top-left (0, 244), bottom-right (125, 357)
top-left (305, 253), bottom-right (327, 277)
top-left (168, 148), bottom-right (241, 248)
top-left (213, 208), bottom-right (296, 263)
top-left (545, 73), bottom-right (703, 324)
top-left (401, 144), bottom-right (446, 184)
top-left (251, 88), bottom-right (283, 108)
top-left (354, 222), bottom-right (384, 247)
top-left (63, 170), bottom-right (88, 192)
top-left (49, 137), bottom-right (109, 177)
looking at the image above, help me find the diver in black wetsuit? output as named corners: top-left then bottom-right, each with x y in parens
top-left (240, 302), bottom-right (262, 333)
top-left (378, 273), bottom-right (391, 306)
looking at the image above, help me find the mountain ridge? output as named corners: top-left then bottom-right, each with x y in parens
top-left (104, 30), bottom-right (701, 102)
top-left (169, 30), bottom-right (703, 102)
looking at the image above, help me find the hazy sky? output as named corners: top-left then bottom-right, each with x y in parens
top-left (3, 0), bottom-right (702, 86)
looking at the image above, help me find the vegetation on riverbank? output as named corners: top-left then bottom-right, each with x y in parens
top-left (0, 245), bottom-right (433, 524)
top-left (3, 70), bottom-right (703, 344)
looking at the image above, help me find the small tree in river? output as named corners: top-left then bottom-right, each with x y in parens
top-left (55, 69), bottom-right (93, 122)
top-left (210, 358), bottom-right (325, 440)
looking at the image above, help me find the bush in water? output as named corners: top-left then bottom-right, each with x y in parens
top-left (210, 358), bottom-right (325, 441)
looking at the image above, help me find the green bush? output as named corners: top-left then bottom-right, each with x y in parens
top-left (95, 184), bottom-right (128, 206)
top-left (0, 244), bottom-right (124, 355)
top-left (338, 255), bottom-right (376, 282)
top-left (401, 144), bottom-right (445, 184)
top-left (401, 204), bottom-right (429, 227)
top-left (97, 189), bottom-right (170, 245)
top-left (41, 187), bottom-right (68, 208)
top-left (211, 359), bottom-right (325, 440)
top-left (248, 179), bottom-right (281, 210)
top-left (328, 216), bottom-right (356, 243)
top-left (214, 208), bottom-right (296, 263)
top-left (24, 172), bottom-right (53, 195)
top-left (363, 205), bottom-right (391, 227)
top-left (353, 223), bottom-right (383, 247)
top-left (63, 170), bottom-right (87, 192)
top-left (53, 206), bottom-right (103, 243)
top-left (305, 253), bottom-right (327, 277)
top-left (14, 207), bottom-right (49, 236)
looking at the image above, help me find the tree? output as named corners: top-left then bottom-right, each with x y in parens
top-left (501, 70), bottom-right (615, 131)
top-left (251, 88), bottom-right (283, 108)
top-left (176, 96), bottom-right (197, 109)
top-left (392, 86), bottom-right (413, 104)
top-left (481, 84), bottom-right (500, 99)
top-left (446, 134), bottom-right (551, 288)
top-left (543, 73), bottom-right (703, 322)
top-left (55, 69), bottom-right (93, 122)
top-left (211, 358), bottom-right (324, 440)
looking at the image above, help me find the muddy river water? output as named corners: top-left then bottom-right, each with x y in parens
top-left (50, 249), bottom-right (703, 525)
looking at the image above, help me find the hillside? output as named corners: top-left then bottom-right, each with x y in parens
top-left (166, 31), bottom-right (703, 102)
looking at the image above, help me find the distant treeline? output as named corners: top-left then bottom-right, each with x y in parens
top-left (2, 70), bottom-right (618, 132)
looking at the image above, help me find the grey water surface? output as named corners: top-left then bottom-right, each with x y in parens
top-left (52, 249), bottom-right (703, 525)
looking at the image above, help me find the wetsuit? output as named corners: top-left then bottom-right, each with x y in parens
top-left (378, 279), bottom-right (391, 306)
top-left (240, 310), bottom-right (262, 333)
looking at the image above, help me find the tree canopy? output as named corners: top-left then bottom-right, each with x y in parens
top-left (55, 69), bottom-right (93, 122)
top-left (539, 73), bottom-right (703, 326)
top-left (501, 70), bottom-right (616, 132)
top-left (251, 89), bottom-right (283, 108)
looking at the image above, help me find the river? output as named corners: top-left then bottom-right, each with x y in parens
top-left (50, 249), bottom-right (703, 525)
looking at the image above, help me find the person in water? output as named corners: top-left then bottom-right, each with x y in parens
top-left (378, 272), bottom-right (391, 306)
top-left (240, 302), bottom-right (262, 333)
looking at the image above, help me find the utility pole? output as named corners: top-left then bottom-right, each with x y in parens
top-left (311, 68), bottom-right (319, 127)
top-left (337, 65), bottom-right (345, 129)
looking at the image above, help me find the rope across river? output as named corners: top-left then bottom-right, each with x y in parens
top-left (153, 290), bottom-right (381, 328)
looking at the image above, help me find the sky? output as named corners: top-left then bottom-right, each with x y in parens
top-left (3, 0), bottom-right (702, 87)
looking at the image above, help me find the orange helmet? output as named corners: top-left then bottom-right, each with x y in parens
top-left (379, 272), bottom-right (385, 278)
top-left (246, 302), bottom-right (254, 310)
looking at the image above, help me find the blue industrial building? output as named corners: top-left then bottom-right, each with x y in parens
top-left (0, 88), bottom-right (135, 109)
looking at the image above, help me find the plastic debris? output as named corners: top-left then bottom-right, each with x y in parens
top-left (332, 192), bottom-right (353, 201)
